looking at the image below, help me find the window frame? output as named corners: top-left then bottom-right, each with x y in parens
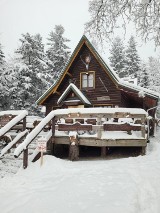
top-left (80, 71), bottom-right (95, 90)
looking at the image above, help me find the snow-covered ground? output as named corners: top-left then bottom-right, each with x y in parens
top-left (0, 128), bottom-right (160, 213)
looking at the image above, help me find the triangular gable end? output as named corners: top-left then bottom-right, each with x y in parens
top-left (36, 35), bottom-right (159, 106)
top-left (36, 35), bottom-right (119, 105)
top-left (57, 83), bottom-right (91, 106)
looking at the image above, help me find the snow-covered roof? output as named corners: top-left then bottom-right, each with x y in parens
top-left (57, 83), bottom-right (91, 105)
top-left (100, 54), bottom-right (160, 99)
top-left (121, 77), bottom-right (138, 85)
top-left (119, 80), bottom-right (160, 99)
top-left (36, 35), bottom-right (159, 105)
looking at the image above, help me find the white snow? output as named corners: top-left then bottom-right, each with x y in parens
top-left (0, 128), bottom-right (160, 213)
top-left (53, 107), bottom-right (147, 116)
top-left (0, 130), bottom-right (28, 157)
top-left (0, 110), bottom-right (28, 116)
top-left (119, 79), bottom-right (160, 98)
top-left (0, 110), bottom-right (28, 137)
top-left (57, 83), bottom-right (91, 105)
top-left (138, 90), bottom-right (146, 98)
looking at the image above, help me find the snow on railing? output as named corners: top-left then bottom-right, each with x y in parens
top-left (0, 129), bottom-right (28, 157)
top-left (14, 111), bottom-right (55, 157)
top-left (14, 108), bottom-right (148, 169)
top-left (0, 110), bottom-right (28, 137)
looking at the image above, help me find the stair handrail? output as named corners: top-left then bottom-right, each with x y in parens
top-left (0, 110), bottom-right (28, 138)
top-left (14, 111), bottom-right (55, 158)
top-left (29, 130), bottom-right (52, 162)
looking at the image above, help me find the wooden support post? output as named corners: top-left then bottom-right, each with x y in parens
top-left (40, 151), bottom-right (43, 166)
top-left (69, 135), bottom-right (79, 161)
top-left (23, 148), bottom-right (28, 169)
top-left (23, 117), bottom-right (26, 131)
top-left (47, 138), bottom-right (54, 155)
top-left (153, 119), bottom-right (156, 137)
top-left (141, 146), bottom-right (146, 156)
top-left (97, 118), bottom-right (102, 139)
top-left (101, 147), bottom-right (106, 157)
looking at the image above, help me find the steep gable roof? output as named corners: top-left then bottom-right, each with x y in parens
top-left (36, 35), bottom-right (159, 105)
top-left (57, 83), bottom-right (91, 105)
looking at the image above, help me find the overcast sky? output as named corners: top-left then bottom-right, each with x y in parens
top-left (0, 0), bottom-right (159, 61)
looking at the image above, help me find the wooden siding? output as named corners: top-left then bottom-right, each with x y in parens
top-left (43, 43), bottom-right (122, 113)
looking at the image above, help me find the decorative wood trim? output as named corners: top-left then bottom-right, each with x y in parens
top-left (58, 123), bottom-right (92, 131)
top-left (103, 123), bottom-right (141, 131)
top-left (66, 72), bottom-right (72, 77)
top-left (55, 91), bottom-right (61, 95)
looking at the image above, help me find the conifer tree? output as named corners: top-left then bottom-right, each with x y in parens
top-left (46, 25), bottom-right (71, 81)
top-left (0, 42), bottom-right (5, 65)
top-left (146, 57), bottom-right (160, 93)
top-left (124, 36), bottom-right (141, 78)
top-left (8, 62), bottom-right (47, 115)
top-left (0, 42), bottom-right (8, 110)
top-left (109, 36), bottom-right (126, 78)
top-left (14, 33), bottom-right (49, 114)
top-left (16, 33), bottom-right (46, 71)
top-left (138, 62), bottom-right (149, 88)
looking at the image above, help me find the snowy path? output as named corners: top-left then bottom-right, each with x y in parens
top-left (0, 129), bottom-right (160, 213)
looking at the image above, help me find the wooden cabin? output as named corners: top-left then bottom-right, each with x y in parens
top-left (35, 36), bottom-right (160, 160)
top-left (36, 35), bottom-right (159, 118)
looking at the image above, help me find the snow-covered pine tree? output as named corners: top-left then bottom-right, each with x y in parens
top-left (0, 42), bottom-right (9, 110)
top-left (146, 57), bottom-right (160, 93)
top-left (138, 62), bottom-right (149, 88)
top-left (0, 42), bottom-right (5, 65)
top-left (109, 36), bottom-right (126, 78)
top-left (124, 36), bottom-right (141, 78)
top-left (8, 62), bottom-right (47, 115)
top-left (16, 33), bottom-right (47, 71)
top-left (14, 33), bottom-right (49, 114)
top-left (46, 25), bottom-right (71, 82)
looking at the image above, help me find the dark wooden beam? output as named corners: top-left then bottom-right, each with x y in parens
top-left (101, 147), bottom-right (106, 157)
top-left (103, 123), bottom-right (141, 131)
top-left (58, 122), bottom-right (92, 131)
top-left (66, 72), bottom-right (72, 77)
top-left (54, 91), bottom-right (61, 95)
top-left (23, 117), bottom-right (26, 131)
top-left (23, 148), bottom-right (28, 169)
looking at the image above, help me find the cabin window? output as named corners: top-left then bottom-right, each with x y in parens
top-left (80, 71), bottom-right (95, 89)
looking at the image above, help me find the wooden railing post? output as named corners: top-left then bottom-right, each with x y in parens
top-left (50, 116), bottom-right (55, 155)
top-left (23, 148), bottom-right (28, 169)
top-left (97, 117), bottom-right (102, 139)
top-left (23, 116), bottom-right (26, 131)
